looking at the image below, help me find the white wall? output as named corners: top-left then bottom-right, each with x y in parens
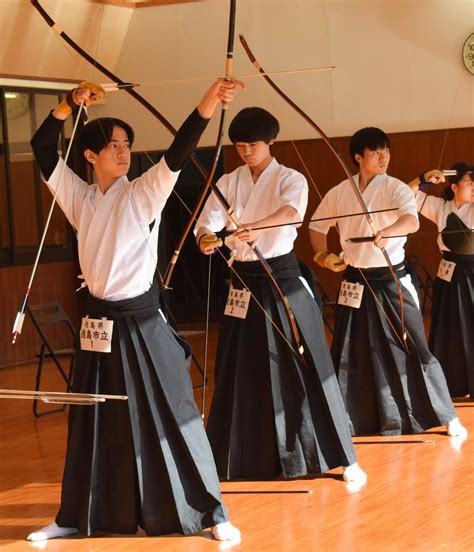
top-left (1, 0), bottom-right (473, 151)
top-left (0, 0), bottom-right (132, 80)
top-left (327, 0), bottom-right (473, 135)
top-left (108, 0), bottom-right (474, 150)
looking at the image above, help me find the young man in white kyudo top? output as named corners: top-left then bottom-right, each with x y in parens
top-left (309, 127), bottom-right (466, 438)
top-left (195, 107), bottom-right (366, 483)
top-left (27, 79), bottom-right (243, 542)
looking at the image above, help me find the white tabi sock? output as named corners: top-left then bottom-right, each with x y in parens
top-left (26, 521), bottom-right (79, 541)
top-left (211, 521), bottom-right (241, 541)
top-left (446, 417), bottom-right (468, 439)
top-left (343, 462), bottom-right (368, 483)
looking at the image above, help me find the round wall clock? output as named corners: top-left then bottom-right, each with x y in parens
top-left (5, 92), bottom-right (30, 119)
top-left (462, 33), bottom-right (474, 75)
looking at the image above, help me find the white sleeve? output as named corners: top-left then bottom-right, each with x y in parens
top-left (194, 175), bottom-right (230, 234)
top-left (44, 158), bottom-right (88, 229)
top-left (279, 171), bottom-right (308, 220)
top-left (390, 180), bottom-right (418, 218)
top-left (130, 156), bottom-right (180, 223)
top-left (308, 189), bottom-right (337, 235)
top-left (415, 191), bottom-right (444, 224)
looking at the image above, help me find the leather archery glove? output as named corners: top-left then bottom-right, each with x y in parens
top-left (313, 251), bottom-right (347, 272)
top-left (55, 81), bottom-right (106, 120)
top-left (199, 234), bottom-right (223, 254)
top-left (419, 169), bottom-right (445, 190)
top-left (73, 81), bottom-right (106, 107)
top-left (54, 95), bottom-right (75, 119)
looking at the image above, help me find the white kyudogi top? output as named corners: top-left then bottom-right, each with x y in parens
top-left (46, 157), bottom-right (179, 301)
top-left (309, 173), bottom-right (418, 268)
top-left (195, 158), bottom-right (308, 261)
top-left (415, 191), bottom-right (474, 252)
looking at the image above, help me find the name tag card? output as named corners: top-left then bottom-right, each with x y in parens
top-left (338, 280), bottom-right (364, 309)
top-left (437, 259), bottom-right (456, 282)
top-left (224, 286), bottom-right (251, 319)
top-left (80, 316), bottom-right (114, 353)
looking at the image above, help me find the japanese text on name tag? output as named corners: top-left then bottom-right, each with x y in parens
top-left (80, 316), bottom-right (113, 353)
top-left (338, 280), bottom-right (364, 309)
top-left (224, 287), bottom-right (251, 319)
top-left (436, 259), bottom-right (455, 282)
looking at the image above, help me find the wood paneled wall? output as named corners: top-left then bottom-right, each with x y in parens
top-left (224, 126), bottom-right (474, 299)
top-left (1, 127), bottom-right (471, 367)
top-left (0, 261), bottom-right (81, 368)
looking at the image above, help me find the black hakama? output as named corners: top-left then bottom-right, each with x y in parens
top-left (429, 252), bottom-right (474, 397)
top-left (206, 252), bottom-right (356, 480)
top-left (331, 263), bottom-right (456, 436)
top-left (56, 283), bottom-right (227, 536)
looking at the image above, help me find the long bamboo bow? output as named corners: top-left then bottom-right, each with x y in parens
top-left (30, 0), bottom-right (210, 183)
top-left (239, 34), bottom-right (410, 351)
top-left (157, 1), bottom-right (310, 370)
top-left (162, 0), bottom-right (237, 289)
top-left (30, 0), bottom-right (310, 373)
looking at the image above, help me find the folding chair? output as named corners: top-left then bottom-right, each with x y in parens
top-left (27, 303), bottom-right (76, 417)
top-left (405, 253), bottom-right (435, 315)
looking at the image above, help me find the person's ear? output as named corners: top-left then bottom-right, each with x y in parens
top-left (84, 149), bottom-right (96, 164)
top-left (268, 139), bottom-right (275, 146)
top-left (355, 153), bottom-right (362, 165)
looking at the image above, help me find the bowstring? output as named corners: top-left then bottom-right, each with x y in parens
top-left (322, 14), bottom-right (408, 348)
top-left (35, 4), bottom-right (169, 310)
top-left (40, 2), bottom-right (310, 378)
top-left (290, 141), bottom-right (407, 349)
top-left (137, 152), bottom-right (304, 360)
top-left (51, 2), bottom-right (167, 291)
top-left (139, 152), bottom-right (305, 358)
top-left (436, 68), bottom-right (465, 171)
top-left (201, 253), bottom-right (212, 421)
top-left (240, 27), bottom-right (407, 350)
top-left (433, 67), bottom-right (472, 246)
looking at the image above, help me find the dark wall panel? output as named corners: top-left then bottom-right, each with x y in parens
top-left (0, 260), bottom-right (80, 368)
top-left (223, 126), bottom-right (473, 301)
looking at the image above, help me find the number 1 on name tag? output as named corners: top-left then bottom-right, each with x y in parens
top-left (80, 316), bottom-right (114, 352)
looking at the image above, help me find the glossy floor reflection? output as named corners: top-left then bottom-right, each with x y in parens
top-left (0, 325), bottom-right (472, 551)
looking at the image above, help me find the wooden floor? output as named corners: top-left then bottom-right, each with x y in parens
top-left (0, 326), bottom-right (473, 552)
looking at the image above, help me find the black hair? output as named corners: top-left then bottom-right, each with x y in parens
top-left (77, 117), bottom-right (135, 159)
top-left (349, 127), bottom-right (390, 166)
top-left (228, 107), bottom-right (279, 144)
top-left (443, 161), bottom-right (473, 200)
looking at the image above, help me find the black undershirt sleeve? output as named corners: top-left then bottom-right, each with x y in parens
top-left (164, 108), bottom-right (210, 172)
top-left (30, 107), bottom-right (210, 180)
top-left (30, 112), bottom-right (65, 180)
